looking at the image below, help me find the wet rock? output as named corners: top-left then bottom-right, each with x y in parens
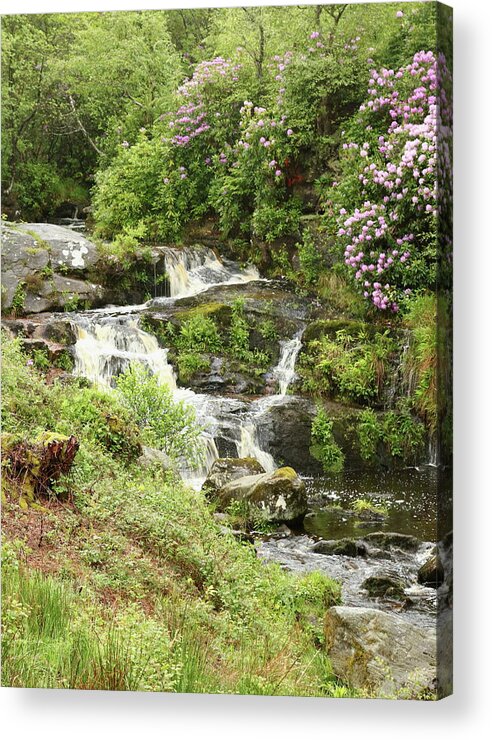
top-left (324, 606), bottom-right (436, 696)
top-left (311, 538), bottom-right (368, 557)
top-left (418, 548), bottom-right (444, 588)
top-left (256, 396), bottom-right (323, 475)
top-left (361, 571), bottom-right (408, 599)
top-left (216, 467), bottom-right (308, 523)
top-left (202, 457), bottom-right (266, 497)
top-left (363, 532), bottom-right (421, 552)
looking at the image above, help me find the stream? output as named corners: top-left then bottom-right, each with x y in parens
top-left (66, 244), bottom-right (445, 628)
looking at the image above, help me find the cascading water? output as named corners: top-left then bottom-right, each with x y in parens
top-left (157, 245), bottom-right (260, 299)
top-left (73, 315), bottom-right (177, 388)
top-left (272, 330), bottom-right (303, 396)
top-left (69, 245), bottom-right (304, 487)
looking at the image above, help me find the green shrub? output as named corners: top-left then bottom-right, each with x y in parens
top-left (116, 362), bottom-right (204, 466)
top-left (310, 407), bottom-right (344, 473)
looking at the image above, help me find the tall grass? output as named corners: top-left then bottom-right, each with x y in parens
top-left (1, 561), bottom-right (146, 690)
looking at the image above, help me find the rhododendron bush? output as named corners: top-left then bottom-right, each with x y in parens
top-left (325, 50), bottom-right (452, 311)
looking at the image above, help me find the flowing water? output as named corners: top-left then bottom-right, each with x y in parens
top-left (153, 245), bottom-right (260, 299)
top-left (68, 243), bottom-right (446, 626)
top-left (71, 246), bottom-right (300, 486)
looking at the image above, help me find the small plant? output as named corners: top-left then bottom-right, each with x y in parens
top-left (258, 319), bottom-right (278, 341)
top-left (177, 352), bottom-right (210, 383)
top-left (353, 499), bottom-right (388, 517)
top-left (116, 361), bottom-right (204, 467)
top-left (62, 293), bottom-right (81, 313)
top-left (357, 409), bottom-right (381, 462)
top-left (11, 282), bottom-right (26, 317)
top-left (310, 407), bottom-right (344, 473)
top-left (32, 348), bottom-right (51, 372)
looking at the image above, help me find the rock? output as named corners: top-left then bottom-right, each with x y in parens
top-left (363, 532), bottom-right (421, 552)
top-left (14, 223), bottom-right (99, 272)
top-left (255, 396), bottom-right (323, 475)
top-left (138, 446), bottom-right (174, 471)
top-left (202, 457), bottom-right (266, 497)
top-left (311, 538), bottom-right (368, 557)
top-left (216, 467), bottom-right (308, 523)
top-left (356, 507), bottom-right (386, 522)
top-left (418, 548), bottom-right (444, 588)
top-left (1, 223), bottom-right (107, 314)
top-left (361, 571), bottom-right (408, 599)
top-left (324, 606), bottom-right (436, 697)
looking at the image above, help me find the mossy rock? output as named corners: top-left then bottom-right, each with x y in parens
top-left (361, 572), bottom-right (408, 600)
top-left (217, 467), bottom-right (307, 523)
top-left (174, 302), bottom-right (232, 328)
top-left (202, 457), bottom-right (266, 497)
top-left (312, 538), bottom-right (368, 557)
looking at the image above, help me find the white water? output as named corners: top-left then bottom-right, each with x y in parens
top-left (273, 330), bottom-right (303, 396)
top-left (157, 245), bottom-right (260, 299)
top-left (70, 245), bottom-right (303, 487)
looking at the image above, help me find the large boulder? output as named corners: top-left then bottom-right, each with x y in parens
top-left (324, 606), bottom-right (436, 697)
top-left (215, 467), bottom-right (308, 523)
top-left (1, 223), bottom-right (106, 314)
top-left (256, 396), bottom-right (323, 475)
top-left (202, 457), bottom-right (266, 497)
top-left (14, 223), bottom-right (99, 272)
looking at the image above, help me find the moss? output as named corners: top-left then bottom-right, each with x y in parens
top-left (272, 467), bottom-right (298, 481)
top-left (174, 302), bottom-right (232, 327)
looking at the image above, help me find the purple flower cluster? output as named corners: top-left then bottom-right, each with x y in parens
top-left (168, 57), bottom-right (241, 147)
top-left (337, 51), bottom-right (451, 310)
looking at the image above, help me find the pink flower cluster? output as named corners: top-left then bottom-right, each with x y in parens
top-left (167, 57), bottom-right (242, 147)
top-left (337, 50), bottom-right (451, 310)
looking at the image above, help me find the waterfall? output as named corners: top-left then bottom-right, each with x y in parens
top-left (69, 250), bottom-right (304, 488)
top-left (238, 422), bottom-right (276, 473)
top-left (427, 435), bottom-right (439, 467)
top-left (273, 330), bottom-right (303, 396)
top-left (157, 246), bottom-right (260, 299)
top-left (73, 315), bottom-right (177, 389)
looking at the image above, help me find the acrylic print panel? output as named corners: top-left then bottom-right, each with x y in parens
top-left (1, 1), bottom-right (452, 700)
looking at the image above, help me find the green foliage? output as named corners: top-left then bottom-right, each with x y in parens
top-left (310, 407), bottom-right (344, 473)
top-left (300, 328), bottom-right (395, 404)
top-left (116, 362), bottom-right (203, 466)
top-left (175, 315), bottom-right (222, 354)
top-left (403, 293), bottom-right (438, 432)
top-left (353, 498), bottom-right (388, 517)
top-left (357, 407), bottom-right (425, 464)
top-left (176, 353), bottom-right (210, 384)
top-left (357, 409), bottom-right (381, 461)
top-left (297, 230), bottom-right (324, 287)
top-left (10, 282), bottom-right (26, 316)
top-left (382, 410), bottom-right (425, 460)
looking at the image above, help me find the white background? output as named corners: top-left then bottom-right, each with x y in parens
top-left (1, 1), bottom-right (491, 738)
